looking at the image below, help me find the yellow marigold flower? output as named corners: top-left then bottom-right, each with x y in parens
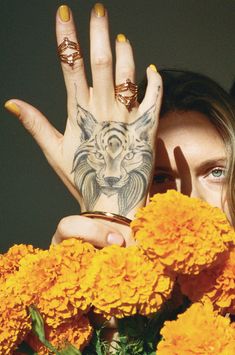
top-left (0, 293), bottom-right (31, 355)
top-left (131, 190), bottom-right (235, 275)
top-left (26, 315), bottom-right (92, 354)
top-left (0, 244), bottom-right (38, 283)
top-left (83, 245), bottom-right (174, 319)
top-left (179, 247), bottom-right (235, 314)
top-left (157, 301), bottom-right (235, 354)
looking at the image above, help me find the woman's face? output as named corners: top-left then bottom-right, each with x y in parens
top-left (151, 110), bottom-right (231, 222)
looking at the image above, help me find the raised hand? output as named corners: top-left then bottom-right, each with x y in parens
top-left (5, 4), bottom-right (162, 219)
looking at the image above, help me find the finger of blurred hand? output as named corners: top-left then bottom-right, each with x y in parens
top-left (56, 5), bottom-right (89, 111)
top-left (90, 3), bottom-right (114, 113)
top-left (51, 215), bottom-right (125, 248)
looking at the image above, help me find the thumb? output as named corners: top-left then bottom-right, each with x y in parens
top-left (51, 215), bottom-right (126, 248)
top-left (4, 99), bottom-right (62, 156)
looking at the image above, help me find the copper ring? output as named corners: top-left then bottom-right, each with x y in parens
top-left (115, 79), bottom-right (138, 112)
top-left (58, 37), bottom-right (82, 68)
top-left (80, 211), bottom-right (131, 226)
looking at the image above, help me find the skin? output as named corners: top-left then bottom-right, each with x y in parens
top-left (152, 110), bottom-right (229, 217)
top-left (72, 102), bottom-right (159, 215)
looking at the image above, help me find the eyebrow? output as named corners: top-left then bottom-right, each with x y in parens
top-left (155, 157), bottom-right (227, 173)
top-left (195, 157), bottom-right (227, 171)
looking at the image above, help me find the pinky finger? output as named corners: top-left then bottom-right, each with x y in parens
top-left (139, 64), bottom-right (163, 115)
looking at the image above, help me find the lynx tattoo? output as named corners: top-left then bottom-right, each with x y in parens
top-left (72, 104), bottom-right (156, 215)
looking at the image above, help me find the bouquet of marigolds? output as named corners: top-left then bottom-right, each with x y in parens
top-left (1, 190), bottom-right (235, 354)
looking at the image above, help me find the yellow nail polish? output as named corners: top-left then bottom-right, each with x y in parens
top-left (117, 33), bottom-right (127, 42)
top-left (59, 5), bottom-right (70, 22)
top-left (4, 101), bottom-right (21, 117)
top-left (149, 64), bottom-right (157, 72)
top-left (94, 3), bottom-right (105, 17)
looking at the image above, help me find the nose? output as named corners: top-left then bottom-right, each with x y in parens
top-left (104, 177), bottom-right (120, 186)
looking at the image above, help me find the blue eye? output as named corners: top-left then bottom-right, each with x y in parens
top-left (211, 169), bottom-right (224, 178)
top-left (211, 168), bottom-right (225, 178)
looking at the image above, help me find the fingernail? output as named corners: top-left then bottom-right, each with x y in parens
top-left (107, 233), bottom-right (124, 246)
top-left (4, 101), bottom-right (21, 117)
top-left (117, 33), bottom-right (127, 43)
top-left (94, 3), bottom-right (105, 17)
top-left (149, 64), bottom-right (157, 72)
top-left (59, 5), bottom-right (70, 22)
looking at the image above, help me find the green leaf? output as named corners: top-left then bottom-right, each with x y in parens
top-left (28, 306), bottom-right (46, 342)
top-left (82, 325), bottom-right (109, 355)
top-left (118, 314), bottom-right (148, 338)
top-left (28, 306), bottom-right (60, 355)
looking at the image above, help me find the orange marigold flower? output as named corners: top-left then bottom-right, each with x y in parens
top-left (157, 301), bottom-right (235, 354)
top-left (83, 245), bottom-right (174, 319)
top-left (0, 244), bottom-right (38, 283)
top-left (131, 190), bottom-right (235, 275)
top-left (4, 249), bottom-right (60, 306)
top-left (179, 247), bottom-right (235, 314)
top-left (26, 315), bottom-right (92, 354)
top-left (3, 239), bottom-right (95, 329)
top-left (0, 293), bottom-right (31, 355)
top-left (37, 238), bottom-right (96, 328)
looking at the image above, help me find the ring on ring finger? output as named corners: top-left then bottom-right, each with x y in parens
top-left (115, 79), bottom-right (138, 112)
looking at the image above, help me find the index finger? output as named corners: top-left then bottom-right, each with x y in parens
top-left (56, 5), bottom-right (89, 110)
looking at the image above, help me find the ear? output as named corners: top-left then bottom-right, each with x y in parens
top-left (76, 103), bottom-right (97, 141)
top-left (130, 104), bottom-right (155, 141)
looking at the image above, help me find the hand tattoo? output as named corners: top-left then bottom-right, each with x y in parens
top-left (72, 103), bottom-right (156, 215)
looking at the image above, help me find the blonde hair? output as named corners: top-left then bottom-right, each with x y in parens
top-left (159, 70), bottom-right (235, 225)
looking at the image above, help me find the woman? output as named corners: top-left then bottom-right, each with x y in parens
top-left (4, 4), bottom-right (235, 247)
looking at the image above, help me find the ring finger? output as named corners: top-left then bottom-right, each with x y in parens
top-left (115, 34), bottom-right (137, 112)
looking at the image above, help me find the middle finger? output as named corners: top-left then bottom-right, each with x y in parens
top-left (90, 3), bottom-right (115, 113)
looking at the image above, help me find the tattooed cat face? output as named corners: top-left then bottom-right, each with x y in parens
top-left (87, 121), bottom-right (148, 191)
top-left (72, 105), bottom-right (155, 215)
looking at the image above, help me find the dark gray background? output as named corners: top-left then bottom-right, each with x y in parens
top-left (0, 0), bottom-right (234, 252)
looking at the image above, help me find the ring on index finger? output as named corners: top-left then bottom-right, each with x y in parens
top-left (58, 37), bottom-right (82, 68)
top-left (115, 79), bottom-right (138, 112)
